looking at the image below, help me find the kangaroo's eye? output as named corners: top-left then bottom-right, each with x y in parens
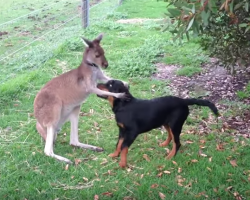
top-left (96, 55), bottom-right (100, 58)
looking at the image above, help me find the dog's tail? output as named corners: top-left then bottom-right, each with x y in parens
top-left (183, 98), bottom-right (219, 116)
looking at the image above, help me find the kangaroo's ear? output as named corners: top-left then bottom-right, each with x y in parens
top-left (81, 37), bottom-right (94, 48)
top-left (95, 33), bottom-right (103, 43)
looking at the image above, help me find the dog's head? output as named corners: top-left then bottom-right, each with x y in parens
top-left (97, 80), bottom-right (131, 107)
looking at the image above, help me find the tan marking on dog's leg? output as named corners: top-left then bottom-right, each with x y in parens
top-left (109, 138), bottom-right (124, 158)
top-left (166, 129), bottom-right (176, 159)
top-left (119, 147), bottom-right (128, 168)
top-left (159, 125), bottom-right (172, 147)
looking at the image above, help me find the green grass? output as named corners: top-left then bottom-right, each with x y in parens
top-left (0, 0), bottom-right (250, 199)
top-left (237, 82), bottom-right (250, 100)
top-left (176, 65), bottom-right (202, 77)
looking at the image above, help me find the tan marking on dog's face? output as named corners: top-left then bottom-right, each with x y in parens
top-left (97, 84), bottom-right (114, 107)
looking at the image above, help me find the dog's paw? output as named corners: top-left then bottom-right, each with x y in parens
top-left (119, 161), bottom-right (127, 168)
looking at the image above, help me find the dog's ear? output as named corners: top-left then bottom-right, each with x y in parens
top-left (81, 37), bottom-right (94, 48)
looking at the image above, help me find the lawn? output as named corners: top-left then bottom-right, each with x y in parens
top-left (0, 0), bottom-right (250, 199)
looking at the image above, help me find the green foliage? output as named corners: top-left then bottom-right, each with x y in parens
top-left (163, 0), bottom-right (250, 71)
top-left (115, 37), bottom-right (166, 77)
top-left (237, 82), bottom-right (250, 99)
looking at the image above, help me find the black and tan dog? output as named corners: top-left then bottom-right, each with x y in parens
top-left (97, 80), bottom-right (219, 168)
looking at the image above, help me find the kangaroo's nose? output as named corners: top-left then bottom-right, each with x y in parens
top-left (103, 61), bottom-right (108, 68)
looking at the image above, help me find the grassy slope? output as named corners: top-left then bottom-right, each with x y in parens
top-left (0, 0), bottom-right (250, 199)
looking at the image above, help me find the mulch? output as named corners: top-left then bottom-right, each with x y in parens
top-left (152, 58), bottom-right (250, 138)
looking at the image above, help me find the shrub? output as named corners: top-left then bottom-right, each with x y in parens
top-left (163, 0), bottom-right (250, 71)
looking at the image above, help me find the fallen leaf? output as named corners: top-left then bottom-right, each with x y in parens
top-left (178, 168), bottom-right (182, 173)
top-left (75, 158), bottom-right (82, 166)
top-left (71, 176), bottom-right (74, 179)
top-left (191, 159), bottom-right (198, 163)
top-left (209, 157), bottom-right (212, 162)
top-left (159, 192), bottom-right (166, 199)
top-left (157, 165), bottom-right (165, 171)
top-left (186, 140), bottom-right (194, 144)
top-left (163, 170), bottom-right (171, 174)
top-left (134, 181), bottom-right (140, 186)
top-left (172, 161), bottom-right (178, 165)
top-left (226, 186), bottom-right (233, 191)
top-left (178, 183), bottom-right (183, 186)
top-left (199, 150), bottom-right (207, 157)
top-left (143, 154), bottom-right (150, 162)
top-left (83, 177), bottom-right (88, 182)
top-left (94, 194), bottom-right (99, 200)
top-left (123, 197), bottom-right (135, 200)
top-left (102, 192), bottom-right (113, 197)
top-left (216, 143), bottom-right (224, 151)
top-left (230, 160), bottom-right (238, 167)
top-left (151, 183), bottom-right (159, 188)
top-left (184, 181), bottom-right (192, 188)
top-left (207, 167), bottom-right (212, 172)
top-left (200, 140), bottom-right (206, 144)
top-left (140, 174), bottom-right (144, 179)
top-left (213, 188), bottom-right (218, 193)
top-left (157, 172), bottom-right (163, 177)
top-left (101, 159), bottom-right (108, 165)
top-left (65, 164), bottom-right (69, 170)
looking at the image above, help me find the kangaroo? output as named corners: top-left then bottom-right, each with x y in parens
top-left (34, 33), bottom-right (128, 164)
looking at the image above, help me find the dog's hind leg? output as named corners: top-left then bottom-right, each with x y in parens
top-left (69, 106), bottom-right (103, 152)
top-left (166, 108), bottom-right (188, 159)
top-left (159, 125), bottom-right (172, 147)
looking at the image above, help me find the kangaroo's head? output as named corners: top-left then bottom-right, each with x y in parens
top-left (81, 33), bottom-right (108, 68)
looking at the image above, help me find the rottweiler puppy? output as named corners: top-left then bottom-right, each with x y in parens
top-left (97, 80), bottom-right (219, 168)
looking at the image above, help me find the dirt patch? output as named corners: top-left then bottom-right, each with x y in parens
top-left (153, 58), bottom-right (250, 137)
top-left (117, 18), bottom-right (163, 24)
top-left (0, 31), bottom-right (8, 37)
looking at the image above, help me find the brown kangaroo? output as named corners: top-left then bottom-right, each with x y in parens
top-left (34, 33), bottom-right (128, 164)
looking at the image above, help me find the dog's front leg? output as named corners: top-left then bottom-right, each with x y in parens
top-left (109, 132), bottom-right (123, 158)
top-left (44, 126), bottom-right (73, 164)
top-left (69, 106), bottom-right (103, 152)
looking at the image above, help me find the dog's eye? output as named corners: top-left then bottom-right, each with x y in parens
top-left (109, 84), bottom-right (112, 87)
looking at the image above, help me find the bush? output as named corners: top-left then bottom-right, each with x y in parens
top-left (163, 0), bottom-right (250, 71)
